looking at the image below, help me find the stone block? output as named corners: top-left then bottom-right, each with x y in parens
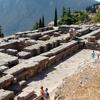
top-left (0, 89), bottom-right (14, 100)
top-left (0, 49), bottom-right (5, 53)
top-left (0, 66), bottom-right (8, 73)
top-left (0, 52), bottom-right (18, 67)
top-left (39, 35), bottom-right (50, 41)
top-left (0, 74), bottom-right (14, 88)
top-left (53, 32), bottom-right (60, 37)
top-left (17, 87), bottom-right (35, 100)
top-left (24, 44), bottom-right (41, 56)
top-left (25, 40), bottom-right (37, 46)
top-left (88, 36), bottom-right (96, 43)
top-left (26, 33), bottom-right (41, 39)
top-left (17, 51), bottom-right (31, 59)
top-left (6, 49), bottom-right (18, 56)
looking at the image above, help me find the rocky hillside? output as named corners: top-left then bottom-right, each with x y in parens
top-left (0, 0), bottom-right (97, 35)
top-left (54, 60), bottom-right (100, 100)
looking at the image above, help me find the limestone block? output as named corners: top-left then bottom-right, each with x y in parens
top-left (39, 35), bottom-right (50, 41)
top-left (6, 49), bottom-right (18, 56)
top-left (38, 26), bottom-right (53, 32)
top-left (0, 49), bottom-right (5, 53)
top-left (4, 64), bottom-right (25, 81)
top-left (17, 51), bottom-right (31, 59)
top-left (41, 51), bottom-right (53, 57)
top-left (0, 74), bottom-right (14, 88)
top-left (47, 56), bottom-right (56, 67)
top-left (41, 29), bottom-right (58, 36)
top-left (0, 66), bottom-right (8, 73)
top-left (88, 36), bottom-right (96, 43)
top-left (0, 52), bottom-right (18, 67)
top-left (26, 33), bottom-right (41, 39)
top-left (25, 40), bottom-right (36, 46)
top-left (58, 25), bottom-right (70, 33)
top-left (0, 89), bottom-right (14, 100)
top-left (24, 62), bottom-right (38, 79)
top-left (80, 29), bottom-right (100, 40)
top-left (39, 44), bottom-right (47, 53)
top-left (53, 32), bottom-right (60, 37)
top-left (76, 28), bottom-right (90, 37)
top-left (19, 80), bottom-right (26, 88)
top-left (29, 56), bottom-right (49, 71)
top-left (24, 44), bottom-right (41, 56)
top-left (17, 87), bottom-right (35, 100)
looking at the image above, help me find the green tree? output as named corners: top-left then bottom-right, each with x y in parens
top-left (62, 7), bottom-right (66, 17)
top-left (42, 16), bottom-right (45, 27)
top-left (39, 18), bottom-right (42, 28)
top-left (32, 22), bottom-right (39, 30)
top-left (78, 11), bottom-right (90, 23)
top-left (94, 10), bottom-right (100, 22)
top-left (54, 8), bottom-right (58, 26)
top-left (0, 25), bottom-right (4, 37)
top-left (59, 8), bottom-right (74, 25)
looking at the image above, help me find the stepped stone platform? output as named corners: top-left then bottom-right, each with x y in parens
top-left (0, 52), bottom-right (18, 67)
top-left (0, 25), bottom-right (100, 100)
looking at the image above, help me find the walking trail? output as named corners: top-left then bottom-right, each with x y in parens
top-left (26, 49), bottom-right (98, 99)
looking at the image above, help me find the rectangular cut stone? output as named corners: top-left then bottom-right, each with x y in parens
top-left (0, 66), bottom-right (8, 72)
top-left (0, 74), bottom-right (14, 88)
top-left (4, 60), bottom-right (39, 81)
top-left (17, 51), bottom-right (31, 59)
top-left (76, 28), bottom-right (90, 37)
top-left (29, 56), bottom-right (49, 72)
top-left (41, 29), bottom-right (58, 36)
top-left (81, 29), bottom-right (100, 40)
top-left (17, 87), bottom-right (35, 100)
top-left (0, 40), bottom-right (18, 50)
top-left (0, 52), bottom-right (18, 67)
top-left (0, 49), bottom-right (5, 53)
top-left (41, 52), bottom-right (53, 57)
top-left (50, 41), bottom-right (77, 55)
top-left (6, 49), bottom-right (18, 56)
top-left (0, 89), bottom-right (14, 100)
top-left (38, 26), bottom-right (53, 32)
top-left (24, 44), bottom-right (41, 55)
top-left (39, 35), bottom-right (50, 41)
top-left (26, 32), bottom-right (41, 39)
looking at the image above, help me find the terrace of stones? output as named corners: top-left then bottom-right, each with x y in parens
top-left (0, 25), bottom-right (100, 100)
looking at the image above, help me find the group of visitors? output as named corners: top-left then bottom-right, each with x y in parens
top-left (39, 86), bottom-right (50, 100)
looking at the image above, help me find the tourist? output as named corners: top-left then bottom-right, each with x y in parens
top-left (44, 88), bottom-right (50, 100)
top-left (97, 51), bottom-right (100, 59)
top-left (92, 51), bottom-right (95, 59)
top-left (40, 86), bottom-right (45, 100)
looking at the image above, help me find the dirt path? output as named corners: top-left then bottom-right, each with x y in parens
top-left (27, 49), bottom-right (98, 99)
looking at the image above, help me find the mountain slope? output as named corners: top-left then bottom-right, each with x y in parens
top-left (0, 0), bottom-right (97, 35)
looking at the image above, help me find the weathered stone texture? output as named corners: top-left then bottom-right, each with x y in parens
top-left (0, 52), bottom-right (18, 67)
top-left (0, 89), bottom-right (14, 100)
top-left (0, 74), bottom-right (14, 88)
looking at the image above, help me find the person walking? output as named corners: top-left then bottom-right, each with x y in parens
top-left (97, 51), bottom-right (100, 59)
top-left (40, 86), bottom-right (45, 100)
top-left (44, 88), bottom-right (50, 100)
top-left (92, 51), bottom-right (95, 59)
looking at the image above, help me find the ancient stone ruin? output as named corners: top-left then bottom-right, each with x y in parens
top-left (0, 25), bottom-right (100, 100)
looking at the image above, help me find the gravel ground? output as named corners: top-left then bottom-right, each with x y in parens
top-left (26, 49), bottom-right (99, 99)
